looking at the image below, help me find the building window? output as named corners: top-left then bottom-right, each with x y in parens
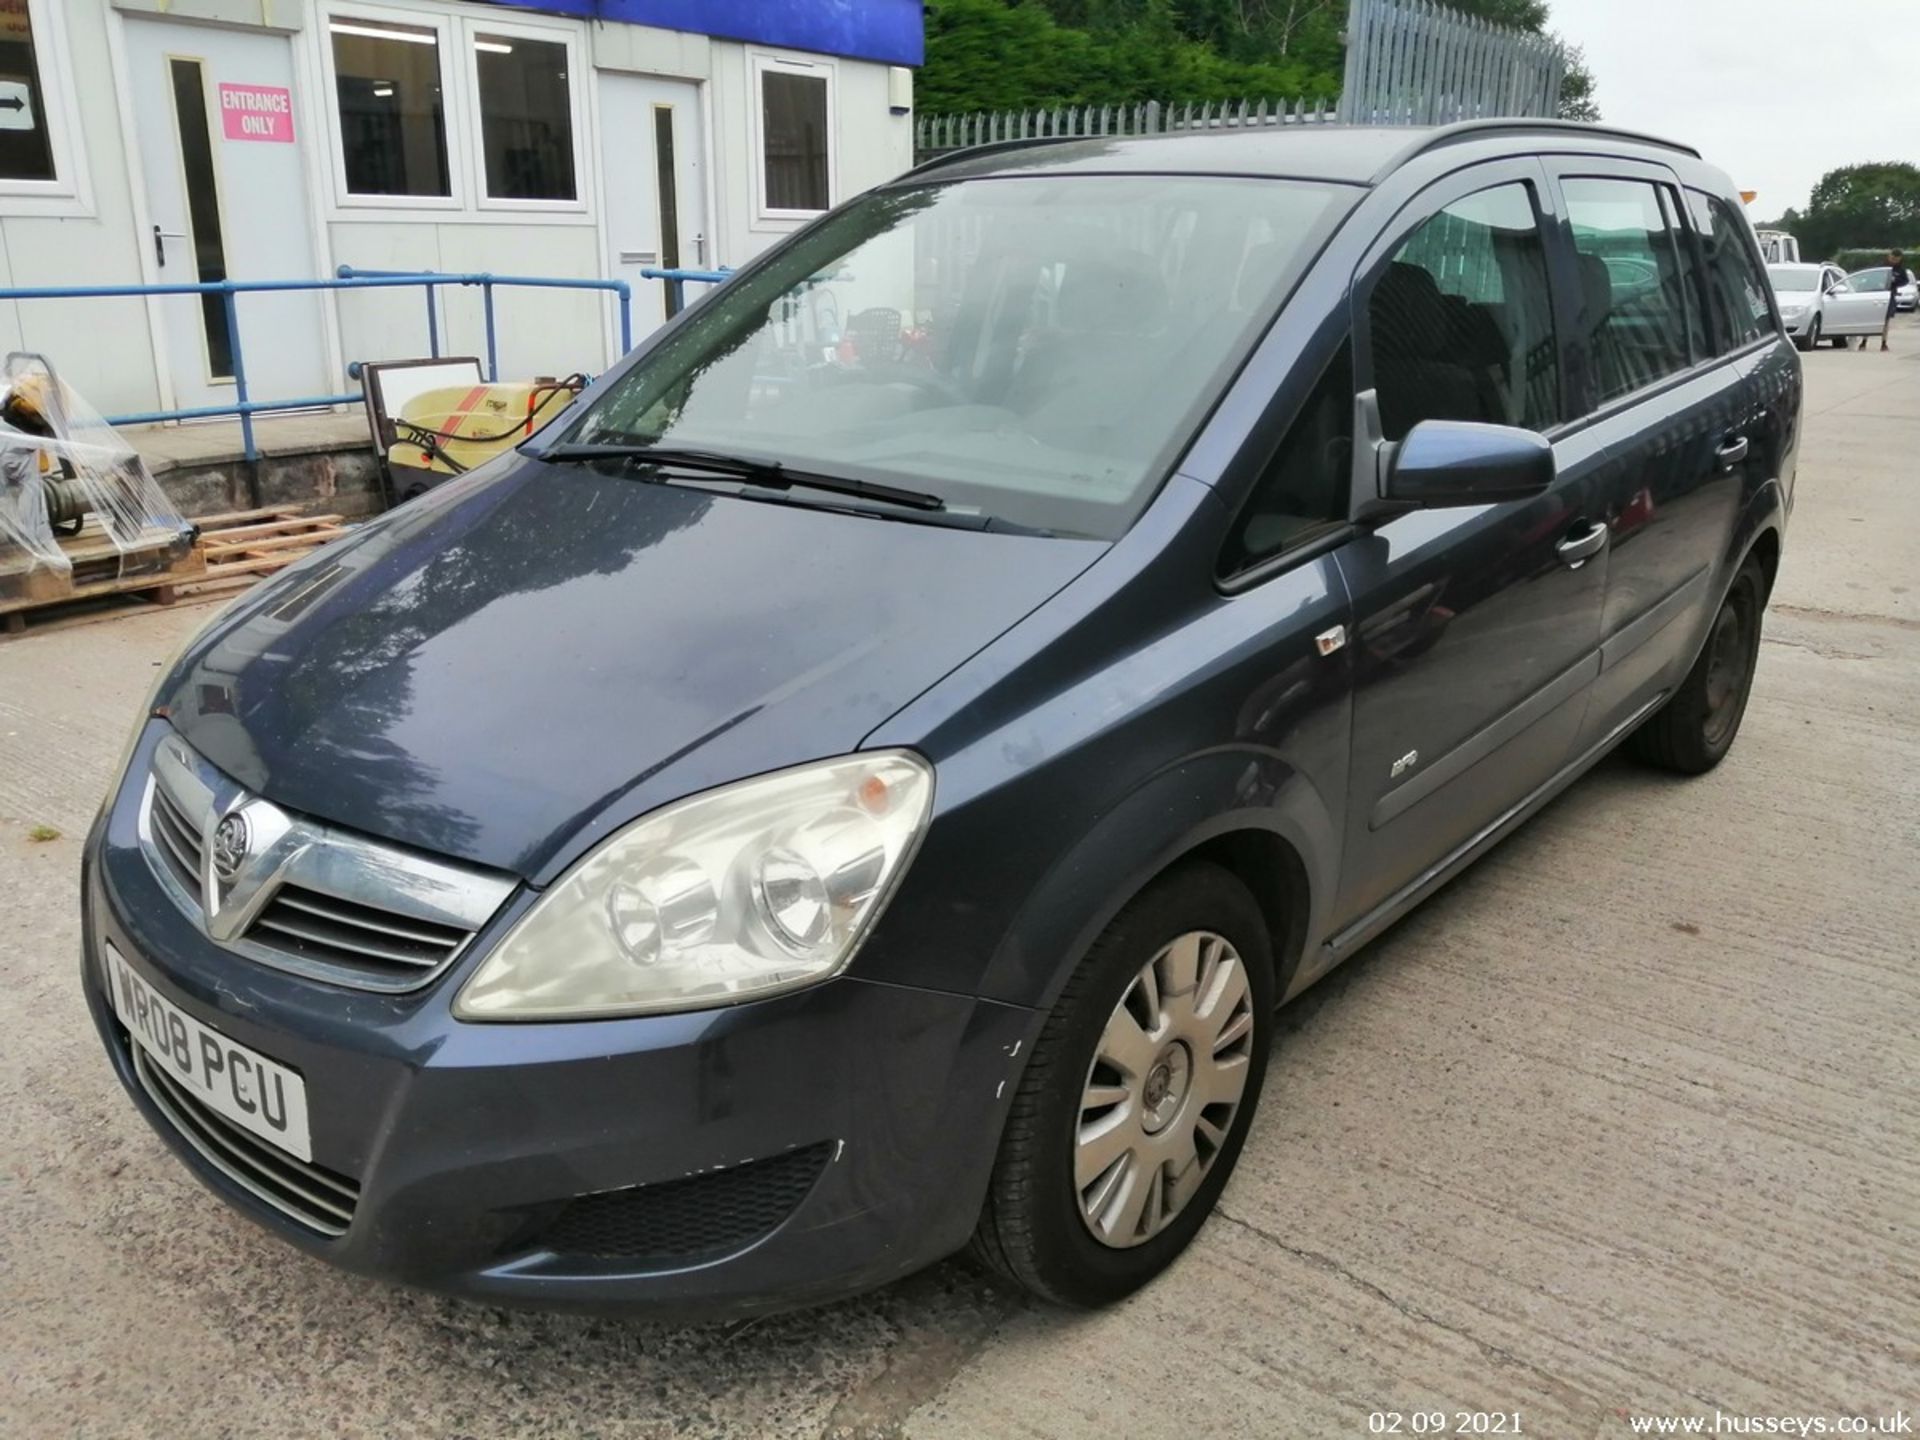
top-left (756, 59), bottom-right (832, 216)
top-left (0, 2), bottom-right (55, 183)
top-left (473, 31), bottom-right (575, 201)
top-left (328, 15), bottom-right (452, 197)
top-left (167, 58), bottom-right (235, 381)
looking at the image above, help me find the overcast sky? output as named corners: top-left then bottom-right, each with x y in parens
top-left (1549, 0), bottom-right (1908, 217)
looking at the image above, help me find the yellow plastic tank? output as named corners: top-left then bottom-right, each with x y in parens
top-left (389, 380), bottom-right (580, 478)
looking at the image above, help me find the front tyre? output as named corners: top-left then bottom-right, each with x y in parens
top-left (1626, 557), bottom-right (1766, 774)
top-left (970, 862), bottom-right (1274, 1307)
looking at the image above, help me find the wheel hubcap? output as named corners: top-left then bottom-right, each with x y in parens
top-left (1075, 931), bottom-right (1257, 1249)
top-left (1140, 1043), bottom-right (1191, 1133)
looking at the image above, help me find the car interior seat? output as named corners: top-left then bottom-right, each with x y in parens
top-left (1015, 248), bottom-right (1172, 455)
top-left (1575, 252), bottom-right (1624, 401)
top-left (1369, 261), bottom-right (1497, 439)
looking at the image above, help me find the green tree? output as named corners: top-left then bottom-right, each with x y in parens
top-left (919, 0), bottom-right (1342, 110)
top-left (921, 0), bottom-right (1598, 121)
top-left (1792, 163), bottom-right (1920, 260)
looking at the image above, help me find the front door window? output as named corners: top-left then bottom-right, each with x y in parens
top-left (1367, 182), bottom-right (1561, 440)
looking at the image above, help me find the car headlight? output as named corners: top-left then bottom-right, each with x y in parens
top-left (455, 752), bottom-right (934, 1020)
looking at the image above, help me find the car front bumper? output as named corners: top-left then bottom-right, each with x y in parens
top-left (81, 747), bottom-right (1034, 1318)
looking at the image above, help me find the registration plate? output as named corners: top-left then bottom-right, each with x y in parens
top-left (105, 944), bottom-right (313, 1162)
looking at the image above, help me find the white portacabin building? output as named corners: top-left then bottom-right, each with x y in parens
top-left (0, 0), bottom-right (920, 419)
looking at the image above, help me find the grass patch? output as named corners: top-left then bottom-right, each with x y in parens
top-left (27, 824), bottom-right (61, 843)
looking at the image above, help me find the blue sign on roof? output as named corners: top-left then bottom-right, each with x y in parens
top-left (474, 0), bottom-right (924, 67)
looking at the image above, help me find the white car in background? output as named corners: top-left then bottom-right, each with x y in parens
top-left (1768, 263), bottom-right (1905, 350)
top-left (1767, 263), bottom-right (1849, 350)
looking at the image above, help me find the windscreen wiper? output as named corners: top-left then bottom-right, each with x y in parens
top-left (540, 442), bottom-right (946, 513)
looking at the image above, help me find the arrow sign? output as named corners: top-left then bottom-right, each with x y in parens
top-left (0, 79), bottom-right (32, 132)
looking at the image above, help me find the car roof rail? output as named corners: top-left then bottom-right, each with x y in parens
top-left (897, 118), bottom-right (1704, 188)
top-left (899, 134), bottom-right (1094, 180)
top-left (1376, 117), bottom-right (1702, 180)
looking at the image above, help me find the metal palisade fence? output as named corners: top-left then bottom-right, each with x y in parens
top-left (912, 0), bottom-right (1567, 163)
top-left (1341, 0), bottom-right (1566, 125)
top-left (914, 96), bottom-right (1339, 162)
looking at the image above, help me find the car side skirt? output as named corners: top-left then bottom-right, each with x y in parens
top-left (1292, 687), bottom-right (1668, 997)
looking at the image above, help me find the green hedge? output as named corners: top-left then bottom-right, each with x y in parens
top-left (1832, 247), bottom-right (1919, 273)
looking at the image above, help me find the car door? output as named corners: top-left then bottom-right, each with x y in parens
top-left (1329, 160), bottom-right (1610, 934)
top-left (1829, 269), bottom-right (1892, 334)
top-left (1817, 266), bottom-right (1847, 332)
top-left (1540, 167), bottom-right (1755, 747)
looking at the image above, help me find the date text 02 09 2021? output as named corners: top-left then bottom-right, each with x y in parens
top-left (1369, 1415), bottom-right (1524, 1436)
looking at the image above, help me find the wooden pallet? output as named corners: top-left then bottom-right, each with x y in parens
top-left (0, 506), bottom-right (349, 636)
top-left (0, 521), bottom-right (205, 634)
top-left (182, 507), bottom-right (349, 596)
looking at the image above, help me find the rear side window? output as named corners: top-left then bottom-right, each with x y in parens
top-left (1686, 189), bottom-right (1773, 350)
top-left (1221, 341), bottom-right (1353, 577)
top-left (1367, 182), bottom-right (1560, 442)
top-left (1562, 178), bottom-right (1697, 404)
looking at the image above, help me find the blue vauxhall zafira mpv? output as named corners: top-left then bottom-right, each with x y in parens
top-left (84, 120), bottom-right (1797, 1316)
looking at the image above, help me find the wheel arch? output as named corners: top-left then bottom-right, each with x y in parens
top-left (1745, 523), bottom-right (1781, 600)
top-left (1178, 828), bottom-right (1313, 997)
top-left (974, 751), bottom-right (1340, 1014)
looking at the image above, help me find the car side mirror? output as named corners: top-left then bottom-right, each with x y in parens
top-left (1383, 420), bottom-right (1555, 509)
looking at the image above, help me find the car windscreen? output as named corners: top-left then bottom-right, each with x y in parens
top-left (558, 176), bottom-right (1349, 540)
top-left (1767, 266), bottom-right (1819, 292)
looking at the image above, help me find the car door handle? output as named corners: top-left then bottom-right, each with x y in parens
top-left (1556, 521), bottom-right (1609, 568)
top-left (1715, 435), bottom-right (1750, 470)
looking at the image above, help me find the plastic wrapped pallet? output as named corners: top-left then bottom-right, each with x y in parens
top-left (0, 353), bottom-right (193, 583)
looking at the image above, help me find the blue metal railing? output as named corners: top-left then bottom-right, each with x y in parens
top-left (0, 270), bottom-right (633, 462)
top-left (641, 265), bottom-right (733, 316)
top-left (332, 267), bottom-right (633, 383)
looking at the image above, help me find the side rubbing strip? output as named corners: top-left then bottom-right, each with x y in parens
top-left (1369, 649), bottom-right (1600, 830)
top-left (1600, 567), bottom-right (1711, 673)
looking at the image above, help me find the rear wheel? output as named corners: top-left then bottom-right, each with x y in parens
top-left (970, 862), bottom-right (1274, 1307)
top-left (1625, 557), bottom-right (1765, 774)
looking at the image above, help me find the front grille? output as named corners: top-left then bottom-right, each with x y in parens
top-left (536, 1142), bottom-right (834, 1266)
top-left (251, 883), bottom-right (470, 980)
top-left (129, 1042), bottom-right (360, 1238)
top-left (135, 733), bottom-right (516, 994)
top-left (148, 781), bottom-right (203, 892)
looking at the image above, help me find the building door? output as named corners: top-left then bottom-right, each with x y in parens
top-left (599, 72), bottom-right (707, 344)
top-left (123, 17), bottom-right (330, 414)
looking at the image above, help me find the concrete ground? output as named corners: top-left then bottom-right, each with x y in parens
top-left (3, 339), bottom-right (1916, 1439)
